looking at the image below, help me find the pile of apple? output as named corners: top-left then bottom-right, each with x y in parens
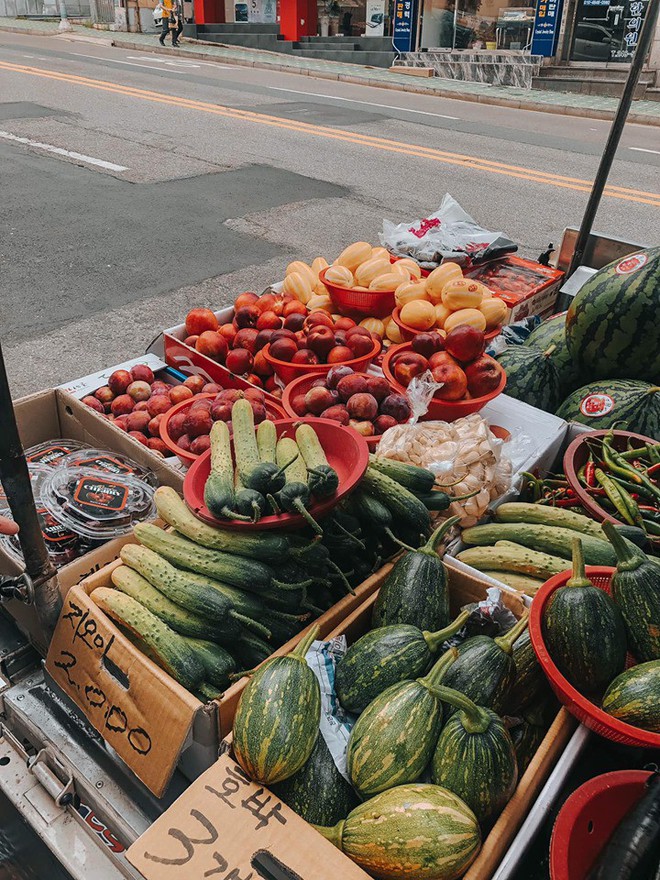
top-left (183, 301), bottom-right (380, 393)
top-left (288, 367), bottom-right (411, 437)
top-left (167, 387), bottom-right (272, 459)
top-left (82, 368), bottom-right (219, 455)
top-left (389, 326), bottom-right (505, 401)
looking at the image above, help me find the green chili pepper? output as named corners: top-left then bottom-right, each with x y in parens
top-left (603, 435), bottom-right (660, 503)
top-left (594, 467), bottom-right (645, 528)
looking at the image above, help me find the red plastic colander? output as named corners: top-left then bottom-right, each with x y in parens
top-left (529, 567), bottom-right (660, 749)
top-left (320, 268), bottom-right (396, 319)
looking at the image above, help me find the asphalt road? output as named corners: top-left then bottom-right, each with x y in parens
top-left (1, 30), bottom-right (659, 396)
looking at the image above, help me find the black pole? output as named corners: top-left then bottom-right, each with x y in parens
top-left (568, 0), bottom-right (660, 276)
top-left (0, 343), bottom-right (61, 639)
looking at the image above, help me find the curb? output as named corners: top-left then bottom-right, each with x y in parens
top-left (2, 23), bottom-right (658, 126)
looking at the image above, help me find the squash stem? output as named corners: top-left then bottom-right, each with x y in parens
top-left (325, 559), bottom-right (356, 595)
top-left (429, 684), bottom-right (491, 734)
top-left (312, 820), bottom-right (345, 850)
top-left (292, 624), bottom-right (320, 660)
top-left (419, 646), bottom-right (458, 689)
top-left (384, 528), bottom-right (417, 552)
top-left (602, 520), bottom-right (645, 571)
top-left (221, 506), bottom-right (253, 522)
top-left (421, 515), bottom-right (461, 556)
top-left (328, 516), bottom-right (363, 549)
top-left (230, 612), bottom-right (272, 640)
top-left (494, 611), bottom-right (530, 655)
top-left (266, 494), bottom-right (281, 515)
top-left (423, 610), bottom-right (471, 653)
top-left (566, 537), bottom-right (593, 588)
top-left (272, 577), bottom-right (315, 592)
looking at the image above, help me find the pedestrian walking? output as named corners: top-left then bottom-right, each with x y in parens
top-left (158, 0), bottom-right (178, 47)
top-left (174, 0), bottom-right (184, 46)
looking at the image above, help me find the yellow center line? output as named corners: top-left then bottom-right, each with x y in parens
top-left (2, 59), bottom-right (659, 207)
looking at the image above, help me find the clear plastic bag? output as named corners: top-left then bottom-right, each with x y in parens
top-left (380, 194), bottom-right (517, 269)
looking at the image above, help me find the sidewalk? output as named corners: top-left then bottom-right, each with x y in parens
top-left (2, 17), bottom-right (660, 126)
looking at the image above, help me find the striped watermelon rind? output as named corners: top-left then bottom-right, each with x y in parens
top-left (566, 248), bottom-right (660, 381)
top-left (525, 313), bottom-right (581, 394)
top-left (555, 380), bottom-right (660, 439)
top-left (495, 345), bottom-right (563, 413)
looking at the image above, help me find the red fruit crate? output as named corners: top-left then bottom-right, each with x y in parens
top-left (467, 257), bottom-right (564, 323)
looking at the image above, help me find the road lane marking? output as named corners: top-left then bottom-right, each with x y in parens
top-left (0, 60), bottom-right (658, 206)
top-left (268, 85), bottom-right (460, 119)
top-left (71, 52), bottom-right (185, 73)
top-left (630, 147), bottom-right (660, 155)
top-left (0, 130), bottom-right (128, 171)
top-left (126, 54), bottom-right (232, 68)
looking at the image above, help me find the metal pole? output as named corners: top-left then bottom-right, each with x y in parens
top-left (568, 0), bottom-right (660, 276)
top-left (58, 0), bottom-right (73, 32)
top-left (452, 1), bottom-right (458, 47)
top-left (0, 344), bottom-right (61, 641)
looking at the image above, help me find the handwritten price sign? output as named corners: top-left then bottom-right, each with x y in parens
top-left (46, 584), bottom-right (199, 796)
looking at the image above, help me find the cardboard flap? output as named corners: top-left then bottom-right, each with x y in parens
top-left (46, 586), bottom-right (199, 797)
top-left (127, 754), bottom-right (370, 880)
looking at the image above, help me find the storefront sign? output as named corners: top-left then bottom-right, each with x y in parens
top-left (365, 0), bottom-right (385, 35)
top-left (611, 0), bottom-right (649, 60)
top-left (392, 0), bottom-right (418, 52)
top-left (531, 0), bottom-right (565, 56)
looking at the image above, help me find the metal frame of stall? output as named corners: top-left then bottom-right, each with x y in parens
top-left (0, 5), bottom-right (658, 875)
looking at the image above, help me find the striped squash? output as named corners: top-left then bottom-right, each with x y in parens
top-left (314, 783), bottom-right (481, 880)
top-left (335, 611), bottom-right (470, 714)
top-left (566, 248), bottom-right (660, 381)
top-left (430, 686), bottom-right (518, 825)
top-left (232, 626), bottom-right (320, 785)
top-left (347, 650), bottom-right (456, 797)
top-left (602, 660), bottom-right (660, 732)
top-left (556, 380), bottom-right (660, 439)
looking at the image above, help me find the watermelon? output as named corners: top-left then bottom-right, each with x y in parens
top-left (525, 313), bottom-right (581, 394)
top-left (566, 248), bottom-right (660, 380)
top-left (555, 380), bottom-right (660, 439)
top-left (495, 345), bottom-right (563, 413)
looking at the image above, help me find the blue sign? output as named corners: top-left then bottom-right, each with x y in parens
top-left (392, 0), bottom-right (417, 52)
top-left (531, 0), bottom-right (564, 56)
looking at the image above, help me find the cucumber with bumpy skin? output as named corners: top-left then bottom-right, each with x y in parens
top-left (295, 423), bottom-right (339, 498)
top-left (183, 638), bottom-right (236, 690)
top-left (204, 421), bottom-right (249, 521)
top-left (276, 438), bottom-right (323, 534)
top-left (368, 455), bottom-right (437, 494)
top-left (361, 466), bottom-right (431, 534)
top-left (457, 542), bottom-right (568, 580)
top-left (231, 399), bottom-right (261, 485)
top-left (462, 522), bottom-right (616, 566)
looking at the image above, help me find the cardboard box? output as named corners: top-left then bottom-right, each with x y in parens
top-left (125, 566), bottom-right (574, 880)
top-left (468, 257), bottom-right (565, 323)
top-left (45, 549), bottom-right (389, 797)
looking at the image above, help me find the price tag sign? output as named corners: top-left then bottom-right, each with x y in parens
top-left (46, 584), bottom-right (199, 796)
top-left (127, 755), bottom-right (370, 880)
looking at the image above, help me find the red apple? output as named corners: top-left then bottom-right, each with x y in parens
top-left (183, 375), bottom-right (206, 394)
top-left (255, 293), bottom-right (277, 313)
top-left (185, 308), bottom-right (219, 336)
top-left (337, 374), bottom-right (368, 402)
top-left (374, 414), bottom-right (398, 434)
top-left (201, 383), bottom-right (222, 395)
top-left (146, 437), bottom-right (169, 455)
top-left (327, 365), bottom-right (354, 389)
top-left (255, 329), bottom-right (276, 351)
top-left (271, 328), bottom-right (297, 343)
top-left (234, 292), bottom-right (259, 310)
top-left (429, 351), bottom-right (459, 370)
top-left (114, 415), bottom-right (129, 432)
top-left (177, 434), bottom-right (192, 452)
top-left (282, 300), bottom-right (307, 317)
top-left (284, 313), bottom-right (306, 332)
top-left (210, 400), bottom-right (232, 422)
top-left (464, 356), bottom-right (503, 397)
top-left (108, 370), bottom-right (132, 395)
top-left (148, 414), bottom-right (165, 437)
top-left (349, 419), bottom-right (375, 437)
top-left (380, 394), bottom-right (411, 421)
top-left (305, 386), bottom-right (335, 415)
top-left (215, 388), bottom-right (243, 404)
top-left (393, 352), bottom-right (428, 387)
top-left (226, 349), bottom-right (253, 374)
top-left (134, 400), bottom-right (149, 412)
top-left (150, 381), bottom-right (172, 395)
top-left (219, 324), bottom-right (237, 345)
top-left (167, 411), bottom-right (187, 440)
top-left (444, 326), bottom-right (486, 364)
top-left (290, 394), bottom-right (308, 417)
top-left (130, 364), bottom-right (155, 384)
top-left (147, 394), bottom-right (172, 418)
top-left (334, 317), bottom-right (356, 331)
top-left (411, 332), bottom-right (444, 359)
top-left (82, 395), bottom-right (104, 413)
top-left (165, 386), bottom-right (191, 406)
top-left (431, 363), bottom-right (468, 400)
top-left (304, 311), bottom-right (334, 333)
top-left (327, 346), bottom-right (354, 364)
top-left (346, 333), bottom-right (374, 357)
top-left (190, 435), bottom-right (211, 455)
top-left (111, 394), bottom-right (134, 416)
top-left (233, 328), bottom-right (260, 354)
top-left (346, 326), bottom-right (372, 340)
top-left (184, 408), bottom-right (213, 438)
top-left (191, 398), bottom-right (212, 413)
top-left (128, 430), bottom-right (149, 447)
top-left (196, 331), bottom-right (228, 363)
top-left (321, 404), bottom-right (350, 425)
top-left (253, 350), bottom-right (275, 376)
top-left (184, 335), bottom-right (199, 348)
top-left (269, 338), bottom-right (298, 363)
top-left (256, 310), bottom-right (282, 331)
top-left (366, 376), bottom-right (391, 402)
top-left (126, 381), bottom-right (152, 402)
top-left (249, 401), bottom-right (267, 423)
top-left (347, 393), bottom-right (378, 421)
top-left (292, 349), bottom-right (320, 366)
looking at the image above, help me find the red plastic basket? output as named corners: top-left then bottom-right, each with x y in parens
top-left (160, 392), bottom-right (286, 468)
top-left (550, 770), bottom-right (653, 880)
top-left (391, 307), bottom-right (501, 344)
top-left (564, 429), bottom-right (658, 529)
top-left (320, 268), bottom-right (396, 319)
top-left (382, 342), bottom-right (506, 422)
top-left (389, 255), bottom-right (431, 278)
top-left (183, 417), bottom-right (369, 531)
top-left (262, 338), bottom-right (380, 387)
top-left (529, 567), bottom-right (660, 749)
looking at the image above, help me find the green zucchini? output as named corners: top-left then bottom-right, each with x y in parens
top-left (313, 784), bottom-right (481, 880)
top-left (494, 502), bottom-right (606, 539)
top-left (232, 626), bottom-right (321, 784)
top-left (234, 632), bottom-right (272, 668)
top-left (602, 523), bottom-right (660, 662)
top-left (296, 424), bottom-right (339, 499)
top-left (183, 638), bottom-right (235, 690)
top-left (336, 610), bottom-right (470, 714)
top-left (361, 466), bottom-right (431, 534)
top-left (347, 649), bottom-right (456, 797)
top-left (542, 537), bottom-right (627, 694)
top-left (153, 486), bottom-right (291, 563)
top-left (456, 542), bottom-right (569, 580)
top-left (349, 492), bottom-right (392, 530)
top-left (133, 522), bottom-right (285, 595)
top-left (91, 587), bottom-right (204, 691)
top-left (276, 437), bottom-right (323, 534)
top-left (120, 543), bottom-right (269, 639)
top-left (231, 398), bottom-right (261, 485)
top-left (430, 685), bottom-right (518, 825)
top-left (257, 419), bottom-right (277, 463)
top-left (462, 522), bottom-right (616, 566)
top-left (111, 565), bottom-right (223, 641)
top-left (271, 734), bottom-right (359, 826)
top-left (372, 516), bottom-right (460, 631)
top-left (602, 661), bottom-right (660, 732)
top-left (442, 612), bottom-right (529, 716)
top-left (481, 571), bottom-right (545, 594)
top-left (368, 455), bottom-right (437, 494)
top-left (204, 421), bottom-right (248, 521)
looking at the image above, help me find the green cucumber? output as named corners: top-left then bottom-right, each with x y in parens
top-left (368, 455), bottom-right (437, 494)
top-left (234, 632), bottom-right (272, 668)
top-left (231, 399), bottom-right (261, 485)
top-left (372, 516), bottom-right (460, 631)
top-left (336, 610), bottom-right (470, 714)
top-left (257, 419), bottom-right (277, 463)
top-left (542, 537), bottom-right (627, 694)
top-left (494, 502), bottom-right (606, 539)
top-left (442, 612), bottom-right (529, 716)
top-left (183, 638), bottom-right (235, 690)
top-left (91, 587), bottom-right (204, 691)
top-left (347, 649), bottom-right (457, 797)
top-left (462, 522), bottom-right (616, 566)
top-left (232, 626), bottom-right (321, 784)
top-left (276, 438), bottom-right (323, 534)
top-left (111, 565), bottom-right (222, 641)
top-left (430, 685), bottom-right (518, 825)
top-left (602, 661), bottom-right (660, 733)
top-left (361, 466), bottom-right (431, 534)
top-left (295, 423), bottom-right (339, 498)
top-left (456, 542), bottom-right (569, 580)
top-left (481, 571), bottom-right (545, 594)
top-left (204, 421), bottom-right (248, 521)
top-left (349, 492), bottom-right (392, 530)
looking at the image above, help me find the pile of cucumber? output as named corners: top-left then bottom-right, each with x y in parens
top-left (204, 400), bottom-right (338, 530)
top-left (230, 534), bottom-right (559, 880)
top-left (456, 502), bottom-right (659, 594)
